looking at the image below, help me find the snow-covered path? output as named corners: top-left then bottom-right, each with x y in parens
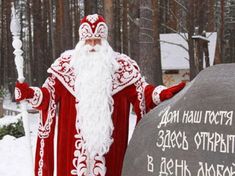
top-left (0, 113), bottom-right (38, 176)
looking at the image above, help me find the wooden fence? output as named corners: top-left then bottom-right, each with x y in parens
top-left (2, 107), bottom-right (38, 117)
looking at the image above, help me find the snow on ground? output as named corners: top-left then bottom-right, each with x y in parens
top-left (0, 99), bottom-right (137, 176)
top-left (0, 114), bottom-right (39, 176)
top-left (0, 97), bottom-right (39, 176)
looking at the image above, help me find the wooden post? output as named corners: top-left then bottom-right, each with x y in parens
top-left (202, 31), bottom-right (210, 67)
top-left (192, 29), bottom-right (210, 74)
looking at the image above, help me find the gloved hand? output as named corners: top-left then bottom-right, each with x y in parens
top-left (15, 82), bottom-right (34, 102)
top-left (159, 82), bottom-right (186, 101)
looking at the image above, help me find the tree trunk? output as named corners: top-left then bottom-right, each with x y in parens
top-left (187, 0), bottom-right (196, 80)
top-left (5, 0), bottom-right (15, 87)
top-left (26, 0), bottom-right (32, 84)
top-left (168, 0), bottom-right (178, 31)
top-left (85, 0), bottom-right (98, 15)
top-left (129, 0), bottom-right (140, 64)
top-left (122, 0), bottom-right (128, 55)
top-left (103, 0), bottom-right (115, 48)
top-left (62, 0), bottom-right (73, 50)
top-left (49, 0), bottom-right (56, 60)
top-left (114, 0), bottom-right (121, 51)
top-left (42, 0), bottom-right (50, 80)
top-left (1, 0), bottom-right (7, 86)
top-left (152, 0), bottom-right (163, 85)
top-left (222, 0), bottom-right (234, 63)
top-left (208, 0), bottom-right (215, 32)
top-left (139, 0), bottom-right (158, 85)
top-left (70, 0), bottom-right (79, 46)
top-left (55, 0), bottom-right (72, 56)
top-left (220, 0), bottom-right (225, 63)
top-left (97, 0), bottom-right (104, 15)
top-left (32, 0), bottom-right (44, 85)
top-left (0, 0), bottom-right (4, 86)
top-left (55, 0), bottom-right (63, 57)
top-left (74, 0), bottom-right (80, 45)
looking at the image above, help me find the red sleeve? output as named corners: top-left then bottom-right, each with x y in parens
top-left (33, 75), bottom-right (62, 174)
top-left (121, 80), bottom-right (157, 122)
top-left (28, 75), bottom-right (63, 111)
top-left (113, 56), bottom-right (167, 121)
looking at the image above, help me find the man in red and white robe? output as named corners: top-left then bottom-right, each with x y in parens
top-left (15, 14), bottom-right (185, 176)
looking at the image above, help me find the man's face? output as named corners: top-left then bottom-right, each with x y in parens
top-left (84, 38), bottom-right (101, 52)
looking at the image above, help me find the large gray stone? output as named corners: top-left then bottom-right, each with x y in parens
top-left (122, 64), bottom-right (235, 176)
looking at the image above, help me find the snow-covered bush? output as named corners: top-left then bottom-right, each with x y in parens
top-left (0, 119), bottom-right (25, 140)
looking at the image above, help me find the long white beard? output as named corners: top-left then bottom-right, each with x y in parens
top-left (70, 39), bottom-right (119, 157)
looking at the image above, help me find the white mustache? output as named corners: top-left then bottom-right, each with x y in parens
top-left (84, 44), bottom-right (102, 52)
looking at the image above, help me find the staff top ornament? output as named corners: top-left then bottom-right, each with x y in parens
top-left (10, 4), bottom-right (25, 83)
top-left (79, 14), bottom-right (108, 41)
top-left (10, 5), bottom-right (21, 36)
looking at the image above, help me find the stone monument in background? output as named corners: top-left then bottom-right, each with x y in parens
top-left (122, 64), bottom-right (235, 176)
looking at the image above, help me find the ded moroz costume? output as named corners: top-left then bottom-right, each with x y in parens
top-left (15, 14), bottom-right (185, 176)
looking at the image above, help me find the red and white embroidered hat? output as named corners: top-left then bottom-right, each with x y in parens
top-left (79, 14), bottom-right (108, 41)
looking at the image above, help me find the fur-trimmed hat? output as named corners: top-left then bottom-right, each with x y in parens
top-left (79, 14), bottom-right (108, 41)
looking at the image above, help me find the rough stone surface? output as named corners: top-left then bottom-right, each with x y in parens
top-left (122, 64), bottom-right (235, 176)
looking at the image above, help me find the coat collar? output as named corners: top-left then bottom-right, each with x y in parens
top-left (47, 50), bottom-right (141, 97)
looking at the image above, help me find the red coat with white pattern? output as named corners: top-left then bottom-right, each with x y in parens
top-left (30, 51), bottom-right (163, 176)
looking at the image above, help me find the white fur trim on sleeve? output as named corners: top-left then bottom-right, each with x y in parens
top-left (14, 87), bottom-right (22, 100)
top-left (28, 87), bottom-right (43, 108)
top-left (152, 85), bottom-right (167, 105)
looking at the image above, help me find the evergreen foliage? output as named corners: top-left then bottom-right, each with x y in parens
top-left (0, 119), bottom-right (25, 140)
top-left (0, 86), bottom-right (6, 98)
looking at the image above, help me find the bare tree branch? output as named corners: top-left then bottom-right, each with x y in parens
top-left (159, 5), bottom-right (188, 34)
top-left (139, 41), bottom-right (154, 44)
top-left (161, 23), bottom-right (188, 41)
top-left (168, 8), bottom-right (188, 33)
top-left (161, 23), bottom-right (178, 33)
top-left (172, 0), bottom-right (188, 12)
top-left (127, 14), bottom-right (139, 26)
top-left (182, 31), bottom-right (188, 40)
top-left (140, 27), bottom-right (153, 31)
top-left (140, 32), bottom-right (154, 41)
top-left (140, 17), bottom-right (152, 22)
top-left (139, 6), bottom-right (153, 12)
top-left (158, 4), bottom-right (188, 33)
